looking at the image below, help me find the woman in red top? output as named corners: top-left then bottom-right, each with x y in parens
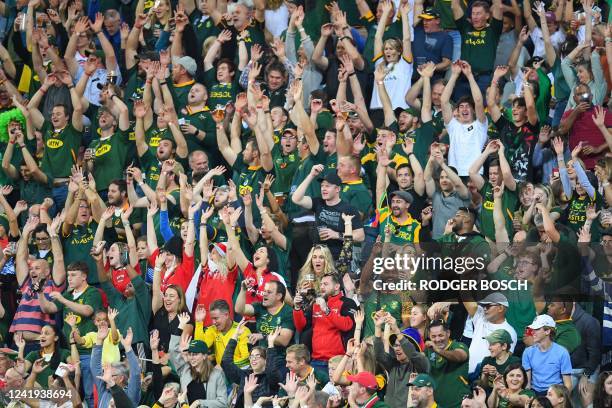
top-left (224, 206), bottom-right (289, 305)
top-left (193, 205), bottom-right (236, 326)
top-left (146, 200), bottom-right (197, 294)
top-left (94, 206), bottom-right (139, 295)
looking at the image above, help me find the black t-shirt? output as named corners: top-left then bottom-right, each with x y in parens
top-left (495, 116), bottom-right (539, 182)
top-left (150, 308), bottom-right (192, 353)
top-left (311, 197), bottom-right (363, 258)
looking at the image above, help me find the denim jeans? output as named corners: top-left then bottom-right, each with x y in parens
top-left (446, 30), bottom-right (462, 62)
top-left (311, 359), bottom-right (329, 374)
top-left (52, 184), bottom-right (69, 213)
top-left (552, 97), bottom-right (569, 128)
top-left (80, 353), bottom-right (94, 408)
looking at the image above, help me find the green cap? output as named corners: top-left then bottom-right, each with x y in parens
top-left (402, 107), bottom-right (420, 117)
top-left (186, 340), bottom-right (209, 354)
top-left (84, 49), bottom-right (105, 60)
top-left (484, 329), bottom-right (512, 346)
top-left (409, 374), bottom-right (436, 389)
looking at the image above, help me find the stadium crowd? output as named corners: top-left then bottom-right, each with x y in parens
top-left (0, 0), bottom-right (609, 407)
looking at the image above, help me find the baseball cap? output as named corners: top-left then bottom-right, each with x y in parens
top-left (390, 190), bottom-right (414, 204)
top-left (173, 56), bottom-right (197, 77)
top-left (85, 49), bottom-right (105, 60)
top-left (484, 329), bottom-right (512, 345)
top-left (478, 292), bottom-right (509, 308)
top-left (185, 340), bottom-right (209, 354)
top-left (528, 314), bottom-right (556, 330)
top-left (282, 128), bottom-right (298, 137)
top-left (402, 106), bottom-right (421, 117)
top-left (319, 170), bottom-right (342, 186)
top-left (347, 372), bottom-right (378, 389)
top-left (409, 373), bottom-right (436, 389)
top-left (545, 11), bottom-right (556, 23)
top-left (419, 7), bottom-right (440, 19)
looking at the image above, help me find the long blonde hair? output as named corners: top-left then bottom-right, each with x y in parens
top-left (191, 357), bottom-right (215, 383)
top-left (297, 245), bottom-right (336, 291)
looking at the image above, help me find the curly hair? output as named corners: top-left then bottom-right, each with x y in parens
top-left (0, 108), bottom-right (26, 143)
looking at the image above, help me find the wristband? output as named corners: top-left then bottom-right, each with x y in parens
top-left (263, 110), bottom-right (270, 114)
top-left (19, 144), bottom-right (25, 149)
top-left (348, 72), bottom-right (356, 77)
top-left (135, 24), bottom-right (143, 30)
top-left (160, 81), bottom-right (167, 86)
top-left (40, 88), bottom-right (47, 95)
top-left (67, 84), bottom-right (74, 89)
top-left (9, 140), bottom-right (14, 145)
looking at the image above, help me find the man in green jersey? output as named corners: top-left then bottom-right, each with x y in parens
top-left (177, 83), bottom-right (217, 157)
top-left (408, 374), bottom-right (439, 408)
top-left (425, 320), bottom-right (470, 408)
top-left (134, 101), bottom-right (189, 190)
top-left (337, 155), bottom-right (373, 220)
top-left (272, 128), bottom-right (300, 197)
top-left (84, 90), bottom-right (131, 196)
top-left (28, 70), bottom-right (85, 211)
top-left (167, 56), bottom-right (197, 110)
top-left (62, 175), bottom-right (105, 285)
top-left (451, 0), bottom-right (503, 96)
top-left (37, 262), bottom-right (102, 408)
top-left (468, 140), bottom-right (518, 241)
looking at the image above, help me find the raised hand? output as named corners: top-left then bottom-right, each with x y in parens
top-left (150, 329), bottom-right (160, 350)
top-left (119, 327), bottom-right (133, 350)
top-left (279, 371), bottom-right (299, 397)
top-left (244, 373), bottom-right (259, 395)
top-left (552, 137), bottom-right (564, 156)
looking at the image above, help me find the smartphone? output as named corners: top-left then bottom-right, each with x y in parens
top-left (55, 362), bottom-right (69, 378)
top-left (178, 118), bottom-right (186, 126)
top-left (552, 167), bottom-right (559, 179)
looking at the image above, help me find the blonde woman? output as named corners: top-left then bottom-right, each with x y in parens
top-left (296, 244), bottom-right (337, 294)
top-left (370, 0), bottom-right (413, 110)
top-left (522, 184), bottom-right (560, 228)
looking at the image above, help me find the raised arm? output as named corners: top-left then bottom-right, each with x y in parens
top-left (496, 143), bottom-right (517, 191)
top-left (451, 0), bottom-right (465, 20)
top-left (441, 62), bottom-right (461, 124)
top-left (468, 143), bottom-right (494, 191)
top-left (292, 165), bottom-right (323, 210)
top-left (374, 1), bottom-right (393, 57)
top-left (461, 62), bottom-right (486, 123)
top-left (488, 66), bottom-right (508, 122)
top-left (399, 2), bottom-right (412, 61)
top-left (439, 156), bottom-right (470, 199)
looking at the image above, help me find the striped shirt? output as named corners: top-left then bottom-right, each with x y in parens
top-left (581, 256), bottom-right (612, 346)
top-left (9, 277), bottom-right (64, 334)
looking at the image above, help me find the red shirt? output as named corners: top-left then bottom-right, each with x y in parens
top-left (149, 248), bottom-right (195, 293)
top-left (563, 107), bottom-right (612, 169)
top-left (106, 262), bottom-right (141, 294)
top-left (293, 293), bottom-right (356, 360)
top-left (239, 262), bottom-right (285, 304)
top-left (195, 262), bottom-right (238, 327)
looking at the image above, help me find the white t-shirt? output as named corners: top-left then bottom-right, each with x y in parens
top-left (446, 117), bottom-right (488, 177)
top-left (265, 5), bottom-right (288, 38)
top-left (370, 57), bottom-right (413, 110)
top-left (530, 27), bottom-right (566, 56)
top-left (468, 306), bottom-right (518, 373)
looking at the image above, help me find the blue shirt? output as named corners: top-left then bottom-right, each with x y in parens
top-left (412, 26), bottom-right (453, 67)
top-left (522, 342), bottom-right (572, 392)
